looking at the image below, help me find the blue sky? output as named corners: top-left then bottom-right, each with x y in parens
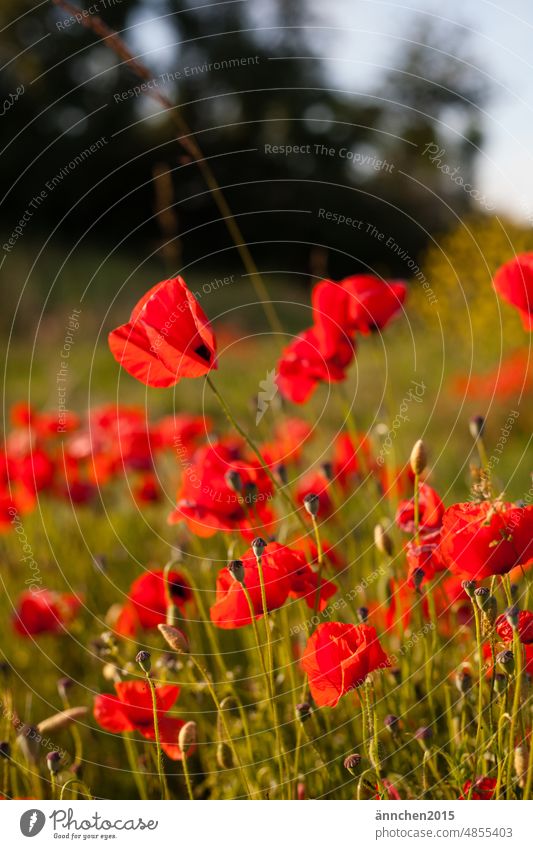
top-left (306, 0), bottom-right (533, 221)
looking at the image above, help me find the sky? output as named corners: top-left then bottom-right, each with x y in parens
top-left (306, 0), bottom-right (533, 221)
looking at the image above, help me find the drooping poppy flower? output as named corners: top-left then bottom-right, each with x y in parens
top-left (405, 530), bottom-right (445, 587)
top-left (109, 276), bottom-right (217, 387)
top-left (301, 622), bottom-right (390, 707)
top-left (396, 483), bottom-right (444, 536)
top-left (340, 275), bottom-right (407, 335)
top-left (116, 569), bottom-right (192, 636)
top-left (93, 680), bottom-right (188, 759)
top-left (460, 777), bottom-right (497, 800)
top-left (168, 442), bottom-right (274, 539)
top-left (439, 501), bottom-right (533, 580)
top-left (493, 253), bottom-right (533, 331)
top-left (13, 590), bottom-right (81, 636)
top-left (276, 325), bottom-right (355, 404)
top-left (495, 610), bottom-right (533, 644)
top-left (210, 542), bottom-right (294, 629)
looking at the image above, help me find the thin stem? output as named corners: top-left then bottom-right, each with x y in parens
top-left (181, 751), bottom-right (194, 800)
top-left (145, 675), bottom-right (170, 800)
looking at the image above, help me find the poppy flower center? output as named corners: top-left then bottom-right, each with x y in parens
top-left (194, 343), bottom-right (211, 362)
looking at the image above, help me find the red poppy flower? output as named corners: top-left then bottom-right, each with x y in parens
top-left (109, 276), bottom-right (217, 387)
top-left (340, 275), bottom-right (407, 335)
top-left (276, 325), bottom-right (355, 404)
top-left (93, 680), bottom-right (188, 759)
top-left (396, 483), bottom-right (444, 536)
top-left (287, 557), bottom-right (337, 611)
top-left (406, 530), bottom-right (445, 587)
top-left (210, 542), bottom-right (295, 629)
top-left (168, 443), bottom-right (274, 538)
top-left (118, 569), bottom-right (192, 635)
top-left (460, 777), bottom-right (497, 800)
top-left (332, 432), bottom-right (373, 489)
top-left (439, 501), bottom-right (533, 580)
top-left (301, 622), bottom-right (390, 707)
top-left (311, 279), bottom-right (353, 355)
top-left (493, 254), bottom-right (533, 331)
top-left (13, 590), bottom-right (81, 636)
top-left (452, 348), bottom-right (532, 399)
top-left (152, 414), bottom-right (210, 455)
top-left (495, 610), bottom-right (533, 644)
top-left (133, 473), bottom-right (160, 504)
top-left (260, 417), bottom-right (313, 466)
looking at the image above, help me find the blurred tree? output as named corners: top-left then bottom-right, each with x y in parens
top-left (0, 1), bottom-right (491, 291)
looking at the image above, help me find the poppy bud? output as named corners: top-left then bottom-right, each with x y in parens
top-left (225, 469), bottom-right (243, 493)
top-left (275, 464), bottom-right (288, 485)
top-left (244, 481), bottom-right (258, 503)
top-left (93, 554), bottom-right (107, 574)
top-left (384, 714), bottom-right (399, 732)
top-left (303, 493), bottom-right (320, 517)
top-left (321, 461), bottom-right (333, 482)
top-left (251, 537), bottom-right (267, 558)
top-left (46, 751), bottom-right (62, 774)
top-left (295, 702), bottom-right (312, 723)
top-left (135, 650), bottom-right (151, 674)
top-left (469, 415), bottom-right (485, 440)
top-left (412, 567), bottom-right (425, 592)
top-left (455, 668), bottom-right (473, 695)
top-left (228, 559), bottom-right (245, 584)
top-left (57, 677), bottom-right (73, 700)
top-left (374, 523), bottom-right (393, 557)
top-left (514, 744), bottom-right (529, 788)
top-left (475, 588), bottom-right (497, 624)
top-left (216, 741), bottom-right (234, 770)
top-left (157, 623), bottom-right (189, 654)
top-left (497, 649), bottom-right (515, 675)
top-left (505, 605), bottom-right (520, 631)
top-left (357, 607), bottom-right (369, 624)
top-left (178, 720), bottom-right (197, 757)
top-left (343, 753), bottom-right (362, 776)
top-left (414, 726), bottom-right (433, 742)
top-left (410, 439), bottom-right (427, 476)
top-left (0, 741), bottom-right (10, 759)
top-left (494, 673), bottom-right (507, 695)
top-left (462, 580), bottom-right (476, 599)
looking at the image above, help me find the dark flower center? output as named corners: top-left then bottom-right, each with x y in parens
top-left (194, 343), bottom-right (211, 362)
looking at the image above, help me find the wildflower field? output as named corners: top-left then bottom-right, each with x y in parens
top-left (1, 0), bottom-right (533, 812)
top-left (1, 240), bottom-right (533, 802)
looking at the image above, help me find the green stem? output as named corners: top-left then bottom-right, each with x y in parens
top-left (145, 675), bottom-right (170, 800)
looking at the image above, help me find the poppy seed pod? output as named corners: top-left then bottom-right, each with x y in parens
top-left (455, 668), bottom-right (473, 695)
top-left (135, 650), bottom-right (151, 674)
top-left (469, 415), bottom-right (485, 440)
top-left (275, 464), bottom-right (288, 486)
top-left (46, 751), bottom-right (62, 774)
top-left (0, 741), bottom-right (10, 759)
top-left (461, 580), bottom-right (477, 600)
top-left (225, 469), bottom-right (243, 493)
top-left (384, 714), bottom-right (400, 732)
top-left (295, 702), bottom-right (312, 723)
top-left (410, 439), bottom-right (427, 476)
top-left (497, 649), bottom-right (515, 675)
top-left (321, 461), bottom-right (334, 482)
top-left (374, 523), bottom-right (393, 557)
top-left (475, 588), bottom-right (497, 624)
top-left (228, 559), bottom-right (245, 584)
top-left (343, 753), bottom-right (363, 776)
top-left (412, 567), bottom-right (425, 592)
top-left (243, 481), bottom-right (258, 503)
top-left (414, 726), bottom-right (433, 742)
top-left (178, 720), bottom-right (197, 757)
top-left (57, 677), bottom-right (73, 700)
top-left (157, 623), bottom-right (189, 654)
top-left (357, 606), bottom-right (369, 624)
top-left (251, 537), bottom-right (267, 558)
top-left (303, 493), bottom-right (320, 517)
